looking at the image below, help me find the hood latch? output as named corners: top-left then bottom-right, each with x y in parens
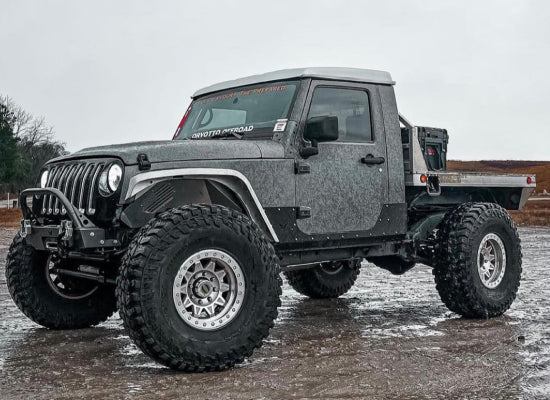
top-left (137, 153), bottom-right (151, 171)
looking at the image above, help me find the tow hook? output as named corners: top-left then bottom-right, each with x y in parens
top-left (20, 220), bottom-right (32, 238)
top-left (60, 220), bottom-right (73, 244)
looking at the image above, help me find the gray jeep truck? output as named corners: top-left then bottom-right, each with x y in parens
top-left (6, 67), bottom-right (535, 371)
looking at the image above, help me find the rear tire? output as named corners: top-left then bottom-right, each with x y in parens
top-left (433, 203), bottom-right (522, 318)
top-left (5, 233), bottom-right (117, 329)
top-left (116, 205), bottom-right (281, 371)
top-left (284, 259), bottom-right (361, 299)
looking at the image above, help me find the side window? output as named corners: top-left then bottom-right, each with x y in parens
top-left (307, 87), bottom-right (372, 142)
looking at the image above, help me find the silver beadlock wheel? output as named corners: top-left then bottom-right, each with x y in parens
top-left (477, 233), bottom-right (507, 289)
top-left (172, 249), bottom-right (245, 331)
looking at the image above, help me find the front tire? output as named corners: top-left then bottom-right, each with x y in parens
top-left (5, 234), bottom-right (117, 329)
top-left (116, 205), bottom-right (281, 371)
top-left (434, 203), bottom-right (522, 318)
top-left (284, 259), bottom-right (361, 299)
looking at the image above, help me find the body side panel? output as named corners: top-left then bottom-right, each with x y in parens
top-left (124, 159), bottom-right (295, 208)
top-left (378, 85), bottom-right (406, 204)
top-left (121, 159), bottom-right (296, 242)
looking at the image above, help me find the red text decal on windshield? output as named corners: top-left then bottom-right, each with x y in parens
top-left (198, 85), bottom-right (288, 105)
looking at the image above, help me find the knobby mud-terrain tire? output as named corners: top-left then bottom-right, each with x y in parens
top-left (434, 202), bottom-right (522, 318)
top-left (5, 233), bottom-right (117, 329)
top-left (116, 204), bottom-right (281, 371)
top-left (284, 259), bottom-right (361, 299)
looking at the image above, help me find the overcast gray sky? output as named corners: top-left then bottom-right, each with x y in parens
top-left (1, 0), bottom-right (549, 160)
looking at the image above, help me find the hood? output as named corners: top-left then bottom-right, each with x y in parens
top-left (49, 140), bottom-right (285, 165)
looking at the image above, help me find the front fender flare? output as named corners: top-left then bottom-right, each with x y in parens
top-left (122, 168), bottom-right (279, 242)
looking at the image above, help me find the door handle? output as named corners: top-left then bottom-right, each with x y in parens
top-left (361, 154), bottom-right (385, 165)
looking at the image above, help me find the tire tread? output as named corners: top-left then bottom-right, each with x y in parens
top-left (433, 202), bottom-right (522, 318)
top-left (5, 234), bottom-right (116, 329)
top-left (116, 204), bottom-right (281, 371)
top-left (284, 260), bottom-right (360, 299)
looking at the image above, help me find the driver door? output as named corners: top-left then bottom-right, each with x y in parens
top-left (295, 81), bottom-right (388, 235)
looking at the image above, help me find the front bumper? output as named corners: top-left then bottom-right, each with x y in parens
top-left (20, 188), bottom-right (120, 251)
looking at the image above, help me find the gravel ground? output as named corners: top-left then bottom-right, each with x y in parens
top-left (0, 227), bottom-right (549, 399)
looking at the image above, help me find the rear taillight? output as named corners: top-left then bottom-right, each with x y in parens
top-left (172, 104), bottom-right (193, 139)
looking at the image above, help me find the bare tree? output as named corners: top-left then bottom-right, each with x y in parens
top-left (0, 95), bottom-right (67, 191)
top-left (1, 96), bottom-right (57, 147)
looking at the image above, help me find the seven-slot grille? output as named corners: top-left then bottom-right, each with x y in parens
top-left (41, 161), bottom-right (105, 216)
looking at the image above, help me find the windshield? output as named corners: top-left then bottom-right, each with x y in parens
top-left (173, 81), bottom-right (298, 140)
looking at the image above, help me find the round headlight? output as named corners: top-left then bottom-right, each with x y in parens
top-left (108, 164), bottom-right (122, 192)
top-left (98, 163), bottom-right (122, 196)
top-left (40, 170), bottom-right (49, 188)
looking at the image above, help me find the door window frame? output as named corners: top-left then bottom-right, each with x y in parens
top-left (300, 81), bottom-right (376, 145)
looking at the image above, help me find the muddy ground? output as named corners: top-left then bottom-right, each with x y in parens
top-left (0, 227), bottom-right (548, 400)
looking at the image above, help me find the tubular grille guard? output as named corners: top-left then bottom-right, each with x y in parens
top-left (41, 161), bottom-right (105, 216)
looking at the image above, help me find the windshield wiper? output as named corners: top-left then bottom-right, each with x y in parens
top-left (189, 131), bottom-right (245, 140)
top-left (188, 125), bottom-right (255, 140)
top-left (224, 131), bottom-right (244, 139)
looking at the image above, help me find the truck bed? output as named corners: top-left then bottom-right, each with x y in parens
top-left (405, 171), bottom-right (536, 210)
top-left (405, 171), bottom-right (536, 188)
top-left (399, 117), bottom-right (536, 210)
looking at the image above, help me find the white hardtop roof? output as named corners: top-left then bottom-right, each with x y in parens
top-left (192, 67), bottom-right (394, 98)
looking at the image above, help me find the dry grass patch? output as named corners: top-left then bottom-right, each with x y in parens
top-left (0, 209), bottom-right (22, 228)
top-left (510, 200), bottom-right (550, 227)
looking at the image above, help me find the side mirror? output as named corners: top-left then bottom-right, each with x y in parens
top-left (304, 116), bottom-right (339, 143)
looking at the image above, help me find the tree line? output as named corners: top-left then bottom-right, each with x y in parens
top-left (0, 95), bottom-right (67, 193)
